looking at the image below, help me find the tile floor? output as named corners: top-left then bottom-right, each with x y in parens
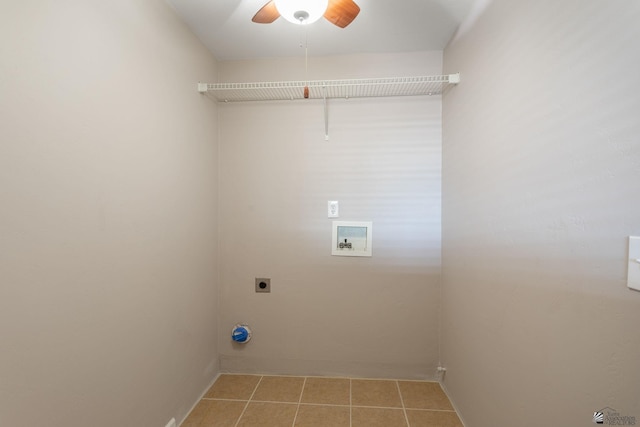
top-left (182, 374), bottom-right (463, 427)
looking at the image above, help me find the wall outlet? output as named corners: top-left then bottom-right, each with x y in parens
top-left (255, 278), bottom-right (271, 293)
top-left (165, 418), bottom-right (177, 427)
top-left (328, 201), bottom-right (339, 218)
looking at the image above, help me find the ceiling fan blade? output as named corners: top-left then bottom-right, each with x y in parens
top-left (252, 0), bottom-right (280, 24)
top-left (324, 0), bottom-right (360, 28)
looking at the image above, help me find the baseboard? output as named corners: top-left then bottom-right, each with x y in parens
top-left (439, 379), bottom-right (467, 427)
top-left (219, 355), bottom-right (434, 381)
top-left (176, 371), bottom-right (221, 427)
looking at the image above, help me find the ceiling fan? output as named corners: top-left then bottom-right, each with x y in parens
top-left (252, 0), bottom-right (360, 28)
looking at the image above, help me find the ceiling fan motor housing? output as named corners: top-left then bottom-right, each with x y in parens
top-left (294, 10), bottom-right (310, 22)
top-left (275, 0), bottom-right (329, 25)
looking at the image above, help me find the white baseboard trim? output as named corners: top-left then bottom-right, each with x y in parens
top-left (176, 371), bottom-right (221, 427)
top-left (219, 355), bottom-right (434, 381)
top-left (439, 379), bottom-right (467, 427)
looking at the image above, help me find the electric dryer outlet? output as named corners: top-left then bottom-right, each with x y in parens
top-left (255, 278), bottom-right (271, 293)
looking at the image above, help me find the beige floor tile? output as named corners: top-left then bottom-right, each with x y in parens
top-left (352, 407), bottom-right (408, 427)
top-left (398, 381), bottom-right (453, 410)
top-left (406, 410), bottom-right (463, 427)
top-left (300, 377), bottom-right (350, 405)
top-left (236, 402), bottom-right (298, 427)
top-left (182, 400), bottom-right (214, 427)
top-left (183, 399), bottom-right (246, 427)
top-left (185, 375), bottom-right (463, 427)
top-left (294, 405), bottom-right (350, 427)
top-left (351, 379), bottom-right (402, 408)
top-left (204, 374), bottom-right (262, 400)
top-left (252, 376), bottom-right (305, 403)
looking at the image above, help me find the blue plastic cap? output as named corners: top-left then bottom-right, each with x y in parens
top-left (232, 326), bottom-right (249, 342)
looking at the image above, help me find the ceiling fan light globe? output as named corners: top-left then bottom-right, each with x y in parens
top-left (274, 0), bottom-right (329, 25)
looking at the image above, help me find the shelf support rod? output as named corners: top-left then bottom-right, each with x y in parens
top-left (323, 86), bottom-right (329, 141)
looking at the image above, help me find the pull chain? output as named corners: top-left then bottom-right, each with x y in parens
top-left (304, 28), bottom-right (309, 98)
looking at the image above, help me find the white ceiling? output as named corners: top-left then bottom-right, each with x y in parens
top-left (167, 0), bottom-right (477, 61)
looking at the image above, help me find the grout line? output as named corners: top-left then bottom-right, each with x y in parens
top-left (291, 377), bottom-right (307, 427)
top-left (233, 375), bottom-right (264, 427)
top-left (247, 376), bottom-right (264, 401)
top-left (201, 397), bottom-right (249, 402)
top-left (242, 400), bottom-right (298, 405)
top-left (351, 404), bottom-right (408, 410)
top-left (396, 380), bottom-right (411, 427)
top-left (287, 402), bottom-right (351, 408)
top-left (349, 378), bottom-right (352, 427)
top-left (204, 397), bottom-right (448, 411)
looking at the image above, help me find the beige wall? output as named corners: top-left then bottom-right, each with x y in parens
top-left (0, 1), bottom-right (219, 426)
top-left (442, 1), bottom-right (640, 425)
top-left (217, 52), bottom-right (443, 379)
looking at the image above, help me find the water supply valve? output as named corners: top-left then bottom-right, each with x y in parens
top-left (231, 324), bottom-right (252, 344)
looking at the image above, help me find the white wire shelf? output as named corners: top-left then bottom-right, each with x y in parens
top-left (198, 74), bottom-right (460, 102)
